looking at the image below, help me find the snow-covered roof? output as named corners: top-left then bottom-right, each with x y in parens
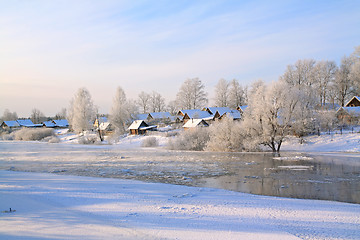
top-left (345, 96), bottom-right (360, 107)
top-left (222, 110), bottom-right (241, 119)
top-left (182, 110), bottom-right (214, 120)
top-left (237, 105), bottom-right (248, 112)
top-left (128, 120), bottom-right (156, 130)
top-left (99, 122), bottom-right (111, 131)
top-left (53, 119), bottom-right (69, 127)
top-left (2, 120), bottom-right (20, 127)
top-left (136, 114), bottom-right (149, 120)
top-left (183, 119), bottom-right (209, 128)
top-left (17, 119), bottom-right (35, 127)
top-left (43, 121), bottom-right (56, 128)
top-left (205, 107), bottom-right (232, 116)
top-left (338, 106), bottom-right (360, 116)
top-left (149, 112), bottom-right (172, 119)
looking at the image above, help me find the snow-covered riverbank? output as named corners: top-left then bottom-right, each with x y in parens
top-left (1, 170), bottom-right (359, 240)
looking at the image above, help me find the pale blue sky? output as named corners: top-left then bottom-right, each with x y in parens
top-left (1, 0), bottom-right (359, 117)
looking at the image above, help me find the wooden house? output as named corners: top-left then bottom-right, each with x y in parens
top-left (178, 109), bottom-right (214, 123)
top-left (336, 107), bottom-right (360, 125)
top-left (182, 119), bottom-right (209, 130)
top-left (127, 120), bottom-right (157, 135)
top-left (1, 121), bottom-right (20, 130)
top-left (52, 119), bottom-right (69, 128)
top-left (345, 96), bottom-right (360, 107)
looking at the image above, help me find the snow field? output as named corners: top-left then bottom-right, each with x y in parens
top-left (1, 170), bottom-right (359, 240)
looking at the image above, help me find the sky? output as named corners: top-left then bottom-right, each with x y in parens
top-left (1, 0), bottom-right (360, 117)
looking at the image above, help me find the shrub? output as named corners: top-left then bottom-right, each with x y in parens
top-left (168, 127), bottom-right (209, 151)
top-left (13, 128), bottom-right (54, 141)
top-left (141, 137), bottom-right (159, 147)
top-left (78, 135), bottom-right (98, 144)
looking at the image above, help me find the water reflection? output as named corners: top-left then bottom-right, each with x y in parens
top-left (194, 153), bottom-right (360, 204)
top-left (0, 141), bottom-right (359, 204)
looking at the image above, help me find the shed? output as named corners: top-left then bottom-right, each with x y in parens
top-left (127, 120), bottom-right (157, 135)
top-left (182, 119), bottom-right (209, 130)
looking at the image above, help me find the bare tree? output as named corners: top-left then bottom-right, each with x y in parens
top-left (55, 108), bottom-right (67, 120)
top-left (30, 108), bottom-right (45, 124)
top-left (167, 100), bottom-right (178, 115)
top-left (67, 88), bottom-right (97, 133)
top-left (350, 46), bottom-right (360, 95)
top-left (313, 60), bottom-right (337, 106)
top-left (137, 91), bottom-right (151, 114)
top-left (214, 78), bottom-right (229, 107)
top-left (2, 109), bottom-right (18, 121)
top-left (334, 56), bottom-right (354, 106)
top-left (228, 79), bottom-right (247, 108)
top-left (149, 91), bottom-right (166, 112)
top-left (280, 59), bottom-right (316, 88)
top-left (176, 78), bottom-right (208, 109)
top-left (110, 87), bottom-right (128, 134)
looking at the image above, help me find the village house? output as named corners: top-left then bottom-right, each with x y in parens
top-left (177, 109), bottom-right (214, 123)
top-left (182, 118), bottom-right (209, 130)
top-left (127, 120), bottom-right (157, 135)
top-left (345, 96), bottom-right (360, 107)
top-left (336, 96), bottom-right (360, 125)
top-left (1, 120), bottom-right (20, 130)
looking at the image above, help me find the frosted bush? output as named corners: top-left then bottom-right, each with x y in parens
top-left (13, 128), bottom-right (54, 141)
top-left (141, 137), bottom-right (159, 147)
top-left (78, 135), bottom-right (98, 144)
top-left (206, 117), bottom-right (245, 152)
top-left (47, 136), bottom-right (61, 143)
top-left (168, 128), bottom-right (209, 151)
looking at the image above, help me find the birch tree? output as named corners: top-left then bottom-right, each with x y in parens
top-left (176, 78), bottom-right (208, 109)
top-left (67, 88), bottom-right (97, 133)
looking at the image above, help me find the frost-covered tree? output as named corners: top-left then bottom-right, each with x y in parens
top-left (2, 109), bottom-right (18, 121)
top-left (350, 46), bottom-right (360, 95)
top-left (149, 91), bottom-right (166, 112)
top-left (313, 61), bottom-right (337, 106)
top-left (214, 78), bottom-right (229, 107)
top-left (241, 81), bottom-right (302, 152)
top-left (334, 56), bottom-right (354, 106)
top-left (167, 100), bottom-right (178, 115)
top-left (137, 91), bottom-right (151, 114)
top-left (67, 88), bottom-right (97, 133)
top-left (176, 78), bottom-right (208, 109)
top-left (110, 86), bottom-right (135, 134)
top-left (280, 59), bottom-right (316, 88)
top-left (168, 127), bottom-right (210, 151)
top-left (228, 79), bottom-right (247, 108)
top-left (30, 108), bottom-right (45, 124)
